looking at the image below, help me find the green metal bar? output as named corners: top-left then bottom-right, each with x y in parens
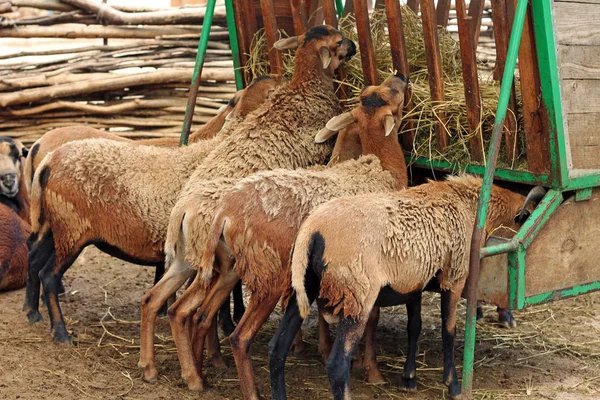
top-left (462, 0), bottom-right (528, 395)
top-left (408, 156), bottom-right (550, 186)
top-left (516, 246), bottom-right (526, 309)
top-left (530, 1), bottom-right (569, 189)
top-left (225, 0), bottom-right (243, 91)
top-left (507, 251), bottom-right (519, 310)
top-left (563, 174), bottom-right (600, 191)
top-left (480, 240), bottom-right (518, 259)
top-left (180, 0), bottom-right (217, 146)
top-left (525, 281), bottom-right (600, 306)
top-left (575, 188), bottom-right (593, 202)
top-left (335, 0), bottom-right (344, 19)
top-left (513, 189), bottom-right (562, 249)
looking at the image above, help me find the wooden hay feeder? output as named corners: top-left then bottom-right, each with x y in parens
top-left (187, 0), bottom-right (600, 396)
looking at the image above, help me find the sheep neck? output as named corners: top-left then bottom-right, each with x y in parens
top-left (359, 127), bottom-right (408, 189)
top-left (188, 108), bottom-right (228, 143)
top-left (289, 46), bottom-right (335, 91)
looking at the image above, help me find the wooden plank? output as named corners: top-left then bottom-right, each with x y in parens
top-left (436, 0), bottom-right (451, 28)
top-left (558, 45), bottom-right (600, 80)
top-left (526, 192), bottom-right (600, 297)
top-left (289, 0), bottom-right (308, 35)
top-left (231, 0), bottom-right (253, 86)
top-left (491, 0), bottom-right (518, 165)
top-left (385, 0), bottom-right (416, 151)
top-left (562, 79), bottom-right (600, 114)
top-left (456, 0), bottom-right (483, 162)
top-left (567, 113), bottom-right (600, 169)
top-left (259, 0), bottom-right (284, 75)
top-left (307, 0), bottom-right (324, 27)
top-left (322, 0), bottom-right (337, 28)
top-left (407, 0), bottom-right (419, 13)
top-left (420, 0), bottom-right (448, 151)
top-left (518, 1), bottom-right (550, 173)
top-left (354, 0), bottom-right (378, 85)
top-left (468, 0), bottom-right (485, 48)
top-left (555, 2), bottom-right (600, 45)
top-left (343, 0), bottom-right (354, 17)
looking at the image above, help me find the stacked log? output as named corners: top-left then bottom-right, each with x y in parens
top-left (0, 0), bottom-right (235, 145)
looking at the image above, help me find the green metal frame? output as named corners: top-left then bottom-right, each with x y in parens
top-left (461, 0), bottom-right (600, 396)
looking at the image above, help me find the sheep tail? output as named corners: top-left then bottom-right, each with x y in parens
top-left (163, 207), bottom-right (187, 268)
top-left (29, 154), bottom-right (51, 234)
top-left (290, 224), bottom-right (316, 319)
top-left (199, 209), bottom-right (227, 283)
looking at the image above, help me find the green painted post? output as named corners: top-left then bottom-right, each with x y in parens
top-left (335, 0), bottom-right (344, 18)
top-left (225, 0), bottom-right (244, 91)
top-left (530, 1), bottom-right (568, 189)
top-left (180, 0), bottom-right (217, 146)
top-left (462, 0), bottom-right (528, 395)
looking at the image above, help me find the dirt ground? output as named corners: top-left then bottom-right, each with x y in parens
top-left (0, 247), bottom-right (598, 400)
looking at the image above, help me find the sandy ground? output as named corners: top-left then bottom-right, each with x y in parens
top-left (0, 247), bottom-right (598, 400)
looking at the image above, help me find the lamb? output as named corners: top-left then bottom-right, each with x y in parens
top-left (23, 75), bottom-right (282, 194)
top-left (136, 24), bottom-right (357, 384)
top-left (0, 137), bottom-right (31, 291)
top-left (288, 176), bottom-right (545, 399)
top-left (161, 75), bottom-right (409, 399)
top-left (21, 75), bottom-right (282, 342)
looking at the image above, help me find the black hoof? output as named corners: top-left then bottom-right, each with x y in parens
top-left (498, 309), bottom-right (517, 329)
top-left (448, 381), bottom-right (461, 399)
top-left (27, 310), bottom-right (43, 323)
top-left (400, 376), bottom-right (417, 390)
top-left (53, 322), bottom-right (72, 343)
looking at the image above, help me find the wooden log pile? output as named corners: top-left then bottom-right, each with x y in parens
top-left (0, 0), bottom-right (236, 145)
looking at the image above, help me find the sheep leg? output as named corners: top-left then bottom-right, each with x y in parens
top-left (23, 232), bottom-right (54, 322)
top-left (218, 293), bottom-right (236, 337)
top-left (230, 292), bottom-right (280, 400)
top-left (217, 280), bottom-right (245, 336)
top-left (440, 282), bottom-right (466, 400)
top-left (291, 328), bottom-right (305, 354)
top-left (362, 306), bottom-right (384, 383)
top-left (317, 308), bottom-right (332, 361)
top-left (167, 274), bottom-right (212, 391)
top-left (138, 259), bottom-right (194, 383)
top-left (232, 280), bottom-right (245, 323)
top-left (497, 307), bottom-right (517, 329)
top-left (327, 314), bottom-right (369, 400)
top-left (400, 293), bottom-right (422, 391)
top-left (40, 255), bottom-right (76, 343)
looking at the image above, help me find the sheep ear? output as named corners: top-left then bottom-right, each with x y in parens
top-left (274, 36), bottom-right (299, 50)
top-left (319, 46), bottom-right (332, 69)
top-left (515, 186), bottom-right (546, 223)
top-left (21, 146), bottom-right (29, 158)
top-left (325, 111), bottom-right (355, 131)
top-left (217, 103), bottom-right (228, 114)
top-left (315, 127), bottom-right (338, 143)
top-left (383, 114), bottom-right (397, 136)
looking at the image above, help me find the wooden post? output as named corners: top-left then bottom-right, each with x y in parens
top-left (342, 0), bottom-right (354, 17)
top-left (354, 0), bottom-right (378, 85)
top-left (420, 0), bottom-right (448, 151)
top-left (456, 0), bottom-right (483, 162)
top-left (385, 0), bottom-right (416, 151)
top-left (307, 0), bottom-right (324, 27)
top-left (259, 0), bottom-right (284, 75)
top-left (517, 1), bottom-right (550, 173)
top-left (322, 0), bottom-right (337, 28)
top-left (468, 0), bottom-right (485, 48)
top-left (491, 0), bottom-right (518, 165)
top-left (436, 0), bottom-right (451, 28)
top-left (290, 0), bottom-right (308, 35)
top-left (231, 0), bottom-right (256, 86)
top-left (407, 0), bottom-right (419, 14)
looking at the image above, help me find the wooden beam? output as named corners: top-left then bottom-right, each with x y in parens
top-left (420, 0), bottom-right (448, 151)
top-left (468, 0), bottom-right (485, 48)
top-left (354, 0), bottom-right (378, 85)
top-left (385, 0), bottom-right (416, 151)
top-left (289, 0), bottom-right (308, 35)
top-left (517, 1), bottom-right (550, 173)
top-left (436, 0), bottom-right (451, 28)
top-left (407, 0), bottom-right (419, 14)
top-left (259, 0), bottom-right (284, 75)
top-left (456, 0), bottom-right (483, 162)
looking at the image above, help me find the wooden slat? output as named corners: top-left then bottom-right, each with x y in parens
top-left (231, 0), bottom-right (254, 86)
top-left (436, 0), bottom-right (451, 27)
top-left (555, 1), bottom-right (600, 45)
top-left (354, 0), bottom-right (378, 85)
top-left (343, 0), bottom-right (354, 17)
top-left (468, 0), bottom-right (485, 48)
top-left (259, 0), bottom-right (284, 75)
top-left (558, 45), bottom-right (600, 79)
top-left (456, 0), bottom-right (483, 162)
top-left (562, 79), bottom-right (600, 114)
top-left (407, 0), bottom-right (419, 13)
top-left (307, 0), bottom-right (324, 27)
top-left (491, 0), bottom-right (518, 164)
top-left (565, 113), bottom-right (600, 169)
top-left (420, 0), bottom-right (448, 151)
top-left (322, 0), bottom-right (337, 28)
top-left (289, 0), bottom-right (308, 35)
top-left (518, 2), bottom-right (549, 173)
top-left (385, 0), bottom-right (415, 151)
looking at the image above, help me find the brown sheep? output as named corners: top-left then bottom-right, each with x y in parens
top-left (0, 137), bottom-right (31, 291)
top-left (21, 76), bottom-right (283, 343)
top-left (166, 75), bottom-right (410, 399)
top-left (23, 75), bottom-right (283, 194)
top-left (289, 176), bottom-right (545, 399)
top-left (137, 24), bottom-right (357, 385)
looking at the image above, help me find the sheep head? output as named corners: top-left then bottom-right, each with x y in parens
top-left (275, 25), bottom-right (356, 76)
top-left (225, 74), bottom-right (286, 123)
top-left (0, 137), bottom-right (27, 198)
top-left (488, 182), bottom-right (546, 237)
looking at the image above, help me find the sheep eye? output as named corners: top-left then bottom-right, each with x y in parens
top-left (337, 40), bottom-right (343, 45)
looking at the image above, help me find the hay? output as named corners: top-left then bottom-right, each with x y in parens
top-left (244, 7), bottom-right (528, 170)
